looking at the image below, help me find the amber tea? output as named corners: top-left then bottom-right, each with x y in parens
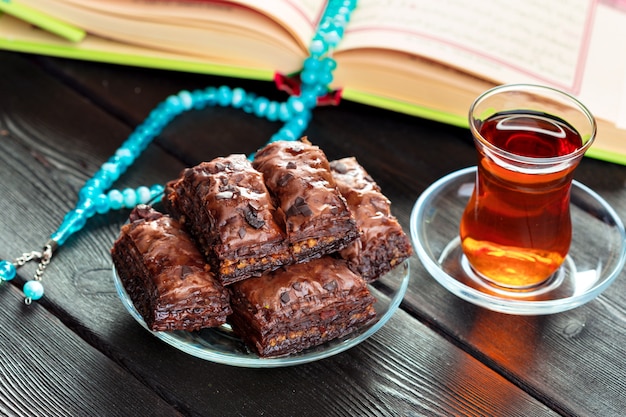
top-left (461, 85), bottom-right (596, 289)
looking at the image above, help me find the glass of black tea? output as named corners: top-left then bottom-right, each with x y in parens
top-left (460, 84), bottom-right (597, 289)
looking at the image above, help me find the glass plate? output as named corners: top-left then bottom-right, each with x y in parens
top-left (113, 260), bottom-right (409, 367)
top-left (410, 166), bottom-right (626, 315)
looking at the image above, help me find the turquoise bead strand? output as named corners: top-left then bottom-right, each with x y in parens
top-left (50, 83), bottom-right (314, 247)
top-left (0, 260), bottom-right (16, 282)
top-left (1, 0), bottom-right (357, 304)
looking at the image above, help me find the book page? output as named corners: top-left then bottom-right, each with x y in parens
top-left (0, 14), bottom-right (276, 79)
top-left (16, 0), bottom-right (324, 71)
top-left (338, 0), bottom-right (595, 92)
top-left (576, 2), bottom-right (626, 128)
top-left (233, 0), bottom-right (326, 43)
top-left (98, 0), bottom-right (326, 48)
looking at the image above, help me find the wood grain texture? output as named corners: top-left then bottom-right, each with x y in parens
top-left (53, 57), bottom-right (626, 417)
top-left (1, 51), bottom-right (624, 416)
top-left (0, 284), bottom-right (181, 417)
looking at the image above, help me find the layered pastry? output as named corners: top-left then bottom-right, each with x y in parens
top-left (252, 139), bottom-right (358, 263)
top-left (228, 256), bottom-right (376, 358)
top-left (330, 157), bottom-right (413, 282)
top-left (163, 154), bottom-right (291, 285)
top-left (111, 206), bottom-right (232, 331)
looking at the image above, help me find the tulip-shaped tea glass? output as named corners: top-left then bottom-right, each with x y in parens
top-left (460, 84), bottom-right (596, 289)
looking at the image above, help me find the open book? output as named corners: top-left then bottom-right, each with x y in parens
top-left (2, 0), bottom-right (626, 164)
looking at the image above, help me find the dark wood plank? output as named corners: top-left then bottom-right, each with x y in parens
top-left (33, 54), bottom-right (626, 416)
top-left (0, 281), bottom-right (181, 417)
top-left (0, 52), bottom-right (560, 416)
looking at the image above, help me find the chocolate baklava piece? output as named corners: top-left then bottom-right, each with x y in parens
top-left (163, 154), bottom-right (291, 285)
top-left (111, 206), bottom-right (232, 331)
top-left (330, 157), bottom-right (413, 282)
top-left (252, 139), bottom-right (358, 263)
top-left (228, 256), bottom-right (376, 358)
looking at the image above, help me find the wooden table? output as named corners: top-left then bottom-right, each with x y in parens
top-left (1, 51), bottom-right (625, 417)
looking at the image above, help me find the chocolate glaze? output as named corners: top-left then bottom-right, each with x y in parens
top-left (111, 149), bottom-right (409, 357)
top-left (252, 139), bottom-right (358, 262)
top-left (163, 154), bottom-right (291, 284)
top-left (111, 206), bottom-right (232, 331)
top-left (330, 157), bottom-right (413, 282)
top-left (228, 256), bottom-right (376, 357)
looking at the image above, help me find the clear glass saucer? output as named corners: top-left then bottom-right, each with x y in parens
top-left (410, 166), bottom-right (626, 315)
top-left (112, 260), bottom-right (409, 367)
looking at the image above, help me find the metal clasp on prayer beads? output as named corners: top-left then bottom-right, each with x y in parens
top-left (14, 240), bottom-right (56, 272)
top-left (34, 243), bottom-right (54, 280)
top-left (14, 250), bottom-right (42, 267)
top-left (13, 240), bottom-right (58, 304)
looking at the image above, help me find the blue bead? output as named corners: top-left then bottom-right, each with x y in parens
top-left (303, 57), bottom-right (321, 71)
top-left (231, 88), bottom-right (246, 108)
top-left (95, 193), bottom-right (109, 214)
top-left (285, 118), bottom-right (308, 137)
top-left (71, 209), bottom-right (88, 231)
top-left (315, 84), bottom-right (329, 96)
top-left (338, 5), bottom-right (352, 16)
top-left (333, 14), bottom-right (347, 27)
top-left (122, 188), bottom-right (137, 208)
top-left (241, 92), bottom-right (257, 113)
top-left (203, 87), bottom-right (218, 104)
top-left (150, 184), bottom-right (164, 199)
top-left (217, 86), bottom-right (232, 106)
top-left (23, 280), bottom-right (44, 300)
top-left (324, 31), bottom-right (341, 47)
top-left (139, 119), bottom-right (163, 139)
top-left (322, 57), bottom-right (338, 71)
top-left (92, 170), bottom-right (114, 190)
top-left (278, 102), bottom-right (291, 122)
top-left (149, 106), bottom-right (173, 124)
top-left (115, 148), bottom-right (135, 167)
top-left (319, 18), bottom-right (332, 31)
top-left (300, 69), bottom-right (318, 86)
top-left (191, 90), bottom-right (207, 109)
top-left (266, 101), bottom-right (279, 122)
top-left (107, 155), bottom-right (127, 172)
top-left (133, 127), bottom-right (155, 150)
top-left (102, 162), bottom-right (122, 182)
top-left (0, 260), bottom-right (16, 281)
top-left (125, 132), bottom-right (145, 152)
top-left (309, 39), bottom-right (326, 56)
top-left (120, 140), bottom-right (141, 160)
top-left (83, 178), bottom-right (105, 192)
top-left (51, 210), bottom-right (87, 245)
top-left (317, 69), bottom-right (333, 85)
top-left (165, 95), bottom-right (185, 114)
top-left (287, 96), bottom-right (306, 114)
top-left (78, 186), bottom-right (99, 202)
top-left (78, 198), bottom-right (97, 218)
top-left (136, 186), bottom-right (152, 204)
top-left (150, 184), bottom-right (164, 204)
top-left (253, 97), bottom-right (270, 117)
top-left (108, 189), bottom-right (124, 210)
top-left (278, 126), bottom-right (297, 141)
top-left (177, 90), bottom-right (193, 110)
top-left (110, 161), bottom-right (129, 179)
top-left (299, 88), bottom-right (318, 108)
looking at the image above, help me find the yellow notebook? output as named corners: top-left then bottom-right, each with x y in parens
top-left (2, 0), bottom-right (625, 165)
